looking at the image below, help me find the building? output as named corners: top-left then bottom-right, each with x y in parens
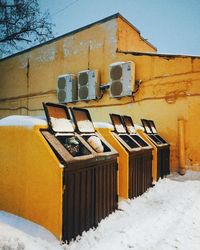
top-left (0, 13), bottom-right (200, 172)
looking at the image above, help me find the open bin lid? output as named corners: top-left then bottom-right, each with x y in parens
top-left (122, 115), bottom-right (136, 134)
top-left (70, 107), bottom-right (95, 133)
top-left (110, 114), bottom-right (126, 134)
top-left (148, 120), bottom-right (158, 134)
top-left (141, 119), bottom-right (152, 134)
top-left (43, 102), bottom-right (74, 133)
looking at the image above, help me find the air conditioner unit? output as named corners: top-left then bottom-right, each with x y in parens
top-left (109, 61), bottom-right (135, 98)
top-left (78, 70), bottom-right (99, 101)
top-left (57, 74), bottom-right (77, 103)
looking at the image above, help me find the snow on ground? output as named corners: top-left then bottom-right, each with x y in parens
top-left (0, 212), bottom-right (61, 250)
top-left (1, 171), bottom-right (200, 250)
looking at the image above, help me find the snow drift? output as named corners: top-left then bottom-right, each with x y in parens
top-left (1, 171), bottom-right (200, 250)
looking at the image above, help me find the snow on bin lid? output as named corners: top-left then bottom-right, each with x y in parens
top-left (0, 115), bottom-right (47, 128)
top-left (43, 103), bottom-right (74, 133)
top-left (109, 114), bottom-right (126, 134)
top-left (148, 120), bottom-right (157, 134)
top-left (141, 119), bottom-right (152, 134)
top-left (70, 108), bottom-right (95, 133)
top-left (122, 115), bottom-right (136, 134)
top-left (135, 124), bottom-right (145, 131)
top-left (94, 122), bottom-right (114, 130)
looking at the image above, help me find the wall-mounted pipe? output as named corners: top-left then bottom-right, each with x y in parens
top-left (178, 119), bottom-right (186, 175)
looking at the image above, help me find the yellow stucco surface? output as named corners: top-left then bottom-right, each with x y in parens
top-left (117, 17), bottom-right (157, 53)
top-left (0, 125), bottom-right (63, 239)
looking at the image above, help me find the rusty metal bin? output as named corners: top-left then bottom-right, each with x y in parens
top-left (141, 119), bottom-right (170, 180)
top-left (122, 116), bottom-right (153, 193)
top-left (42, 103), bottom-right (118, 242)
top-left (110, 114), bottom-right (152, 198)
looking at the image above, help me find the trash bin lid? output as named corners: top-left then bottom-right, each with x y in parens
top-left (122, 115), bottom-right (136, 134)
top-left (110, 114), bottom-right (126, 134)
top-left (148, 120), bottom-right (158, 134)
top-left (70, 107), bottom-right (95, 133)
top-left (43, 102), bottom-right (74, 133)
top-left (141, 119), bottom-right (152, 134)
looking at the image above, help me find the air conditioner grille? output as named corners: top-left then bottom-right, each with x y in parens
top-left (110, 65), bottom-right (122, 80)
top-left (79, 86), bottom-right (89, 100)
top-left (79, 73), bottom-right (88, 86)
top-left (58, 77), bottom-right (66, 89)
top-left (111, 81), bottom-right (123, 96)
top-left (58, 90), bottom-right (66, 102)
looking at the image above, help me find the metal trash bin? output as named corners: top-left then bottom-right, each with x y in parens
top-left (42, 103), bottom-right (118, 242)
top-left (71, 107), bottom-right (118, 225)
top-left (109, 114), bottom-right (152, 199)
top-left (141, 119), bottom-right (170, 179)
top-left (70, 107), bottom-right (118, 225)
top-left (122, 116), bottom-right (153, 193)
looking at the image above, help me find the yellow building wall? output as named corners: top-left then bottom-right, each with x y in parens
top-left (79, 53), bottom-right (200, 172)
top-left (0, 18), bottom-right (118, 117)
top-left (117, 17), bottom-right (157, 53)
top-left (0, 15), bottom-right (200, 173)
top-left (0, 126), bottom-right (63, 239)
top-left (0, 15), bottom-right (157, 118)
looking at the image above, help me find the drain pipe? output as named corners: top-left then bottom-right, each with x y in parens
top-left (178, 119), bottom-right (186, 175)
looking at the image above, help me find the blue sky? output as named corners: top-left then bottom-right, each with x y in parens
top-left (40, 0), bottom-right (200, 56)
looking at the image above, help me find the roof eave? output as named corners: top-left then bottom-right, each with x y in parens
top-left (117, 50), bottom-right (200, 59)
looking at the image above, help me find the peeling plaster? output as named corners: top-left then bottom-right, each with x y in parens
top-left (35, 44), bottom-right (56, 63)
top-left (90, 40), bottom-right (103, 50)
top-left (100, 20), bottom-right (117, 57)
top-left (63, 37), bottom-right (103, 57)
top-left (19, 44), bottom-right (56, 68)
top-left (63, 36), bottom-right (74, 57)
top-left (62, 19), bottom-right (117, 58)
top-left (18, 54), bottom-right (31, 69)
